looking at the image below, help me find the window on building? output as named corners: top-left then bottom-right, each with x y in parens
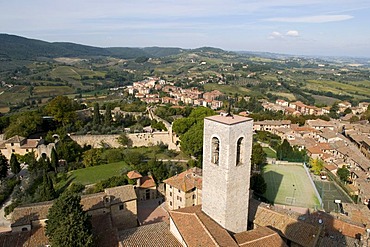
top-left (236, 137), bottom-right (244, 166)
top-left (11, 143), bottom-right (14, 146)
top-left (169, 185), bottom-right (172, 189)
top-left (178, 206), bottom-right (180, 209)
top-left (170, 192), bottom-right (172, 197)
top-left (193, 194), bottom-right (196, 199)
top-left (26, 149), bottom-right (29, 152)
top-left (211, 137), bottom-right (220, 165)
top-left (180, 197), bottom-right (182, 202)
top-left (178, 189), bottom-right (180, 193)
top-left (12, 149), bottom-right (15, 153)
top-left (119, 204), bottom-right (124, 210)
top-left (170, 201), bottom-right (172, 206)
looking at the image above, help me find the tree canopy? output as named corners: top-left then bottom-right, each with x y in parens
top-left (251, 142), bottom-right (267, 170)
top-left (10, 153), bottom-right (21, 174)
top-left (250, 174), bottom-right (267, 195)
top-left (44, 96), bottom-right (80, 126)
top-left (46, 192), bottom-right (94, 247)
top-left (337, 166), bottom-right (350, 183)
top-left (0, 153), bottom-right (8, 179)
top-left (172, 107), bottom-right (215, 158)
top-left (5, 111), bottom-right (42, 139)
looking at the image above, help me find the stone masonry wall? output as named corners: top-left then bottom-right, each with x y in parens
top-left (70, 131), bottom-right (179, 150)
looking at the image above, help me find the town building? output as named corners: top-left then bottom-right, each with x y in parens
top-left (127, 170), bottom-right (157, 201)
top-left (0, 135), bottom-right (55, 160)
top-left (163, 167), bottom-right (202, 210)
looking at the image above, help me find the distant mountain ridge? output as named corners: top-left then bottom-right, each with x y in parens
top-left (0, 34), bottom-right (186, 60)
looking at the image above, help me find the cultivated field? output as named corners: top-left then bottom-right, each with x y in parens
top-left (203, 83), bottom-right (250, 95)
top-left (262, 164), bottom-right (321, 209)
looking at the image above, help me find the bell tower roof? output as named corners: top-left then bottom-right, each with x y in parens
top-left (205, 114), bottom-right (252, 125)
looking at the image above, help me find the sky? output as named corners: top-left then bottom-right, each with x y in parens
top-left (1, 0), bottom-right (370, 57)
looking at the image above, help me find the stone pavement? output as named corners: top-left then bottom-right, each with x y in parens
top-left (137, 198), bottom-right (169, 225)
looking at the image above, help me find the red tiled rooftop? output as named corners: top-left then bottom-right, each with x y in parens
top-left (139, 175), bottom-right (156, 188)
top-left (234, 226), bottom-right (288, 247)
top-left (169, 205), bottom-right (238, 247)
top-left (163, 167), bottom-right (202, 192)
top-left (127, 170), bottom-right (142, 179)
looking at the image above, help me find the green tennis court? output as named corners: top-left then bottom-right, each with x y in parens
top-left (314, 180), bottom-right (352, 212)
top-left (262, 164), bottom-right (321, 209)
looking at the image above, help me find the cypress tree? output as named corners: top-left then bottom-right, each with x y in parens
top-left (93, 102), bottom-right (101, 125)
top-left (0, 153), bottom-right (8, 179)
top-left (104, 104), bottom-right (113, 126)
top-left (50, 147), bottom-right (58, 173)
top-left (10, 153), bottom-right (21, 174)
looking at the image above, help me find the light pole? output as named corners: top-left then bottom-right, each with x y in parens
top-left (292, 184), bottom-right (296, 205)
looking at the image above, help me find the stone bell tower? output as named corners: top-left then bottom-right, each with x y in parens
top-left (201, 113), bottom-right (253, 233)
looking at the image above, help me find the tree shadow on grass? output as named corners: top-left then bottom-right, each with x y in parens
top-left (262, 170), bottom-right (283, 204)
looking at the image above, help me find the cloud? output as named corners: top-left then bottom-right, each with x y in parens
top-left (286, 30), bottom-right (299, 37)
top-left (268, 31), bottom-right (284, 39)
top-left (265, 15), bottom-right (353, 23)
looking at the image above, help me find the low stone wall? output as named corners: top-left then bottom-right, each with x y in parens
top-left (70, 131), bottom-right (179, 150)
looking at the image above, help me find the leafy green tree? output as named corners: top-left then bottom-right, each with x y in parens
top-left (337, 167), bottom-right (350, 183)
top-left (20, 152), bottom-right (37, 172)
top-left (172, 107), bottom-right (214, 158)
top-left (123, 150), bottom-right (144, 166)
top-left (309, 158), bottom-right (324, 175)
top-left (82, 149), bottom-right (104, 167)
top-left (276, 139), bottom-right (293, 161)
top-left (251, 143), bottom-right (267, 170)
top-left (93, 102), bottom-right (101, 125)
top-left (45, 96), bottom-right (79, 126)
top-left (172, 118), bottom-right (195, 135)
top-left (46, 192), bottom-right (94, 247)
top-left (329, 102), bottom-right (339, 119)
top-left (250, 174), bottom-right (267, 195)
top-left (10, 153), bottom-right (21, 175)
top-left (0, 153), bottom-right (8, 179)
top-left (5, 111), bottom-right (42, 139)
top-left (180, 122), bottom-right (204, 157)
top-left (104, 104), bottom-right (113, 126)
top-left (37, 171), bottom-right (56, 201)
top-left (50, 147), bottom-right (58, 173)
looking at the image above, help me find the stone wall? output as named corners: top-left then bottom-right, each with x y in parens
top-left (70, 131), bottom-right (179, 150)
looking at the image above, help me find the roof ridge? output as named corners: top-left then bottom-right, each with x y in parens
top-left (239, 231), bottom-right (279, 246)
top-left (193, 212), bottom-right (219, 246)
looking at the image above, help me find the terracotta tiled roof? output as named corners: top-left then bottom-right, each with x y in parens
top-left (169, 205), bottom-right (239, 247)
top-left (0, 226), bottom-right (49, 247)
top-left (5, 135), bottom-right (26, 144)
top-left (11, 185), bottom-right (136, 227)
top-left (21, 139), bottom-right (39, 148)
top-left (104, 185), bottom-right (137, 204)
top-left (206, 114), bottom-right (252, 125)
top-left (91, 214), bottom-right (119, 247)
top-left (249, 201), bottom-right (321, 247)
top-left (139, 175), bottom-right (156, 188)
top-left (11, 201), bottom-right (52, 227)
top-left (234, 226), bottom-right (288, 247)
top-left (163, 167), bottom-right (202, 192)
top-left (118, 222), bottom-right (181, 247)
top-left (127, 170), bottom-right (142, 179)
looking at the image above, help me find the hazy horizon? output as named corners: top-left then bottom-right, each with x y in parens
top-left (1, 0), bottom-right (370, 57)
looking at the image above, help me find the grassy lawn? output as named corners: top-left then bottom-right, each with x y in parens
top-left (68, 161), bottom-right (131, 185)
top-left (263, 147), bottom-right (276, 158)
top-left (262, 164), bottom-right (321, 209)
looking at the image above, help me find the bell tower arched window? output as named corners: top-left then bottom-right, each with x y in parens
top-left (236, 137), bottom-right (244, 166)
top-left (211, 137), bottom-right (220, 165)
